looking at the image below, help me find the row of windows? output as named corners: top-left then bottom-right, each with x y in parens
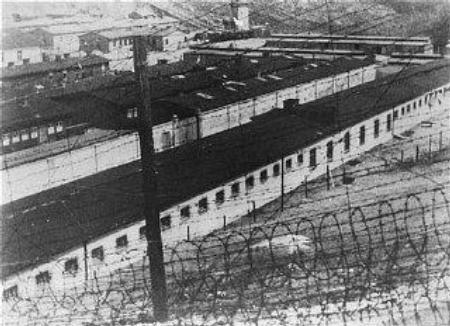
top-left (2, 122), bottom-right (64, 147)
top-left (171, 95), bottom-right (430, 227)
top-left (2, 217), bottom-right (174, 292)
top-left (112, 38), bottom-right (133, 47)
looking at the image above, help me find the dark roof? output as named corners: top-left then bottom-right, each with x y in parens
top-left (92, 55), bottom-right (312, 109)
top-left (164, 57), bottom-right (373, 112)
top-left (191, 44), bottom-right (367, 56)
top-left (270, 33), bottom-right (432, 43)
top-left (1, 98), bottom-right (72, 132)
top-left (265, 38), bottom-right (430, 47)
top-left (151, 26), bottom-right (185, 37)
top-left (1, 29), bottom-right (43, 49)
top-left (2, 59), bottom-right (449, 279)
top-left (2, 56), bottom-right (309, 131)
top-left (53, 93), bottom-right (195, 127)
top-left (297, 59), bottom-right (450, 131)
top-left (96, 26), bottom-right (157, 40)
top-left (1, 55), bottom-right (109, 80)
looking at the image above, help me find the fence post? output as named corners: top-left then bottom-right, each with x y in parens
top-left (94, 144), bottom-right (98, 172)
top-left (304, 176), bottom-right (308, 198)
top-left (186, 225), bottom-right (190, 241)
top-left (416, 145), bottom-right (419, 161)
top-left (83, 240), bottom-right (88, 282)
top-left (439, 131), bottom-right (443, 151)
top-left (428, 135), bottom-right (432, 159)
top-left (223, 215), bottom-right (226, 230)
top-left (326, 165), bottom-right (330, 190)
top-left (400, 150), bottom-right (404, 163)
top-left (252, 201), bottom-right (256, 222)
top-left (281, 157), bottom-right (285, 212)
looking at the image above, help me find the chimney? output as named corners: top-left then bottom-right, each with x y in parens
top-left (230, 0), bottom-right (250, 31)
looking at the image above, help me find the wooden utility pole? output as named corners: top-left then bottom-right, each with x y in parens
top-left (133, 36), bottom-right (168, 322)
top-left (281, 156), bottom-right (285, 211)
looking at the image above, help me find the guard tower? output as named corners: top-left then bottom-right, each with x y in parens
top-left (230, 0), bottom-right (249, 31)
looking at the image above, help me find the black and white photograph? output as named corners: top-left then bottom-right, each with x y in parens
top-left (1, 0), bottom-right (450, 325)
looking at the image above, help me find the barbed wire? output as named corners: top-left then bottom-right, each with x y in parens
top-left (2, 185), bottom-right (449, 326)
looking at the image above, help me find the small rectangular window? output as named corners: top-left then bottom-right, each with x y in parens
top-left (127, 107), bottom-right (138, 119)
top-left (401, 107), bottom-right (405, 116)
top-left (161, 215), bottom-right (171, 230)
top-left (374, 119), bottom-right (380, 138)
top-left (309, 148), bottom-right (317, 167)
top-left (273, 164), bottom-right (280, 176)
top-left (245, 175), bottom-right (255, 190)
top-left (3, 285), bottom-right (18, 300)
top-left (36, 271), bottom-right (51, 285)
top-left (359, 126), bottom-right (366, 145)
top-left (12, 132), bottom-right (20, 143)
top-left (326, 141), bottom-right (333, 161)
top-left (198, 197), bottom-right (208, 214)
top-left (2, 134), bottom-right (10, 147)
top-left (387, 114), bottom-right (392, 132)
top-left (64, 258), bottom-right (78, 274)
top-left (181, 206), bottom-right (190, 219)
top-left (419, 99), bottom-right (422, 107)
top-left (31, 127), bottom-right (38, 139)
top-left (260, 170), bottom-right (268, 183)
top-left (297, 153), bottom-right (303, 165)
top-left (116, 235), bottom-right (128, 248)
top-left (344, 132), bottom-right (350, 153)
top-left (286, 158), bottom-right (292, 171)
top-left (406, 104), bottom-right (411, 113)
top-left (215, 190), bottom-right (225, 206)
top-left (21, 130), bottom-right (29, 141)
top-left (393, 110), bottom-right (398, 120)
top-left (91, 246), bottom-right (104, 261)
top-left (413, 102), bottom-right (417, 110)
top-left (56, 121), bottom-right (63, 133)
top-left (231, 182), bottom-right (240, 196)
top-left (17, 50), bottom-right (22, 60)
top-left (139, 226), bottom-right (146, 239)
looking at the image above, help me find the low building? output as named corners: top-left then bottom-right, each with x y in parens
top-left (1, 29), bottom-right (44, 68)
top-left (1, 60), bottom-right (449, 301)
top-left (266, 34), bottom-right (434, 55)
top-left (0, 57), bottom-right (376, 199)
top-left (147, 26), bottom-right (190, 52)
top-left (28, 27), bottom-right (82, 58)
top-left (1, 55), bottom-right (110, 102)
top-left (1, 98), bottom-right (84, 154)
top-left (79, 29), bottom-right (136, 55)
